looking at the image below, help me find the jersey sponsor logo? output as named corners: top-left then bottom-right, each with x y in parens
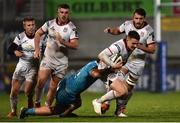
top-left (63, 27), bottom-right (68, 32)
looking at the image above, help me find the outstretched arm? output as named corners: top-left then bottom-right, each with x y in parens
top-left (104, 27), bottom-right (122, 35)
top-left (136, 42), bottom-right (157, 54)
top-left (34, 28), bottom-right (45, 59)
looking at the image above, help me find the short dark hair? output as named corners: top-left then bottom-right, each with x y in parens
top-left (133, 8), bottom-right (146, 17)
top-left (23, 16), bottom-right (35, 22)
top-left (57, 3), bottom-right (70, 10)
top-left (128, 30), bottom-right (140, 41)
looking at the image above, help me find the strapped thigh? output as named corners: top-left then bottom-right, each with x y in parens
top-left (126, 72), bottom-right (139, 86)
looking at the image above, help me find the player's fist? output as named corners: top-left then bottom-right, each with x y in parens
top-left (104, 27), bottom-right (111, 33)
top-left (112, 62), bottom-right (123, 69)
top-left (54, 32), bottom-right (61, 40)
top-left (14, 50), bottom-right (23, 57)
top-left (34, 50), bottom-right (40, 59)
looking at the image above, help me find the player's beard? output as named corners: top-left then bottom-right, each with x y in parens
top-left (134, 22), bottom-right (144, 29)
top-left (61, 16), bottom-right (68, 23)
top-left (134, 23), bottom-right (141, 29)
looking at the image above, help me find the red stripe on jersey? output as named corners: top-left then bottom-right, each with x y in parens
top-left (40, 28), bottom-right (46, 33)
top-left (108, 48), bottom-right (113, 55)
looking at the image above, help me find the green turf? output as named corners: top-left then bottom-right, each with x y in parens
top-left (1, 91), bottom-right (180, 122)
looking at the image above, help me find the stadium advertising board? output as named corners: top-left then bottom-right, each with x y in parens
top-left (46, 0), bottom-right (154, 18)
top-left (136, 70), bottom-right (180, 92)
top-left (46, 0), bottom-right (178, 19)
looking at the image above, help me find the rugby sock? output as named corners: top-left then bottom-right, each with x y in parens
top-left (116, 90), bottom-right (133, 110)
top-left (26, 108), bottom-right (36, 115)
top-left (97, 90), bottom-right (118, 103)
top-left (10, 97), bottom-right (17, 113)
top-left (104, 84), bottom-right (112, 105)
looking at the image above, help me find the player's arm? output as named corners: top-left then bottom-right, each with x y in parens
top-left (34, 28), bottom-right (45, 58)
top-left (98, 45), bottom-right (122, 69)
top-left (55, 28), bottom-right (78, 49)
top-left (136, 42), bottom-right (157, 54)
top-left (57, 36), bottom-right (78, 49)
top-left (136, 30), bottom-right (157, 54)
top-left (98, 50), bottom-right (115, 67)
top-left (104, 27), bottom-right (122, 35)
top-left (7, 43), bottom-right (23, 57)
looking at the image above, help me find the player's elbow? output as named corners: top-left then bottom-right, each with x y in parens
top-left (98, 52), bottom-right (104, 60)
top-left (72, 44), bottom-right (78, 49)
top-left (35, 28), bottom-right (44, 38)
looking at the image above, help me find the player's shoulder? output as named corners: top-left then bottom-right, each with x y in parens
top-left (144, 23), bottom-right (154, 33)
top-left (85, 60), bottom-right (98, 68)
top-left (112, 39), bottom-right (125, 50)
top-left (124, 20), bottom-right (133, 25)
top-left (114, 39), bottom-right (124, 45)
top-left (16, 32), bottom-right (26, 40)
top-left (67, 21), bottom-right (77, 30)
top-left (45, 18), bottom-right (55, 27)
top-left (87, 60), bottom-right (98, 66)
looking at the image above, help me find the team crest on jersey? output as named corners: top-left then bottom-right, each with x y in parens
top-left (140, 31), bottom-right (144, 37)
top-left (63, 27), bottom-right (68, 32)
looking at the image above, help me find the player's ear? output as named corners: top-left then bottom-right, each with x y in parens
top-left (22, 21), bottom-right (25, 29)
top-left (91, 69), bottom-right (101, 78)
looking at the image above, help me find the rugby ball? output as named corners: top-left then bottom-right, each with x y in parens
top-left (110, 53), bottom-right (123, 64)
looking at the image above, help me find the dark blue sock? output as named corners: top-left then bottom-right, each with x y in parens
top-left (26, 108), bottom-right (36, 115)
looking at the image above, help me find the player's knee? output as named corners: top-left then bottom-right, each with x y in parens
top-left (76, 101), bottom-right (82, 108)
top-left (49, 81), bottom-right (59, 91)
top-left (10, 91), bottom-right (18, 98)
top-left (111, 81), bottom-right (129, 97)
top-left (36, 80), bottom-right (45, 89)
top-left (115, 89), bottom-right (128, 97)
top-left (49, 84), bottom-right (57, 91)
top-left (10, 88), bottom-right (19, 96)
top-left (24, 89), bottom-right (32, 97)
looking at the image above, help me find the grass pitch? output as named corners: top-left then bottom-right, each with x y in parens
top-left (1, 91), bottom-right (180, 122)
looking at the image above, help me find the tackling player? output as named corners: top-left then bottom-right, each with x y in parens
top-left (94, 8), bottom-right (157, 117)
top-left (7, 17), bottom-right (38, 118)
top-left (19, 60), bottom-right (118, 119)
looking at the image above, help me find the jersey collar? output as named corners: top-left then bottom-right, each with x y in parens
top-left (56, 18), bottom-right (70, 26)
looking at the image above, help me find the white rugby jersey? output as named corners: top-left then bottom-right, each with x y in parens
top-left (41, 18), bottom-right (79, 65)
top-left (102, 39), bottom-right (131, 62)
top-left (119, 20), bottom-right (155, 60)
top-left (13, 32), bottom-right (36, 65)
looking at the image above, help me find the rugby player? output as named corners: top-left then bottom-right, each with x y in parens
top-left (33, 3), bottom-right (79, 108)
top-left (7, 16), bottom-right (38, 118)
top-left (93, 8), bottom-right (157, 117)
